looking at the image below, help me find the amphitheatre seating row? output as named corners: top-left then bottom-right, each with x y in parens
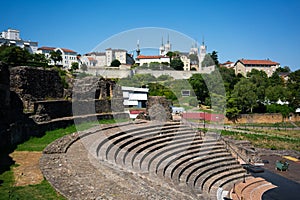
top-left (230, 177), bottom-right (277, 200)
top-left (94, 121), bottom-right (249, 198)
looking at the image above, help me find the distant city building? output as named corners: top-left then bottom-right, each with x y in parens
top-left (159, 36), bottom-right (171, 56)
top-left (198, 40), bottom-right (207, 70)
top-left (135, 37), bottom-right (209, 72)
top-left (81, 48), bottom-right (134, 68)
top-left (122, 86), bottom-right (149, 119)
top-left (220, 61), bottom-right (235, 69)
top-left (135, 55), bottom-right (170, 66)
top-left (234, 59), bottom-right (280, 77)
top-left (180, 53), bottom-right (191, 71)
top-left (0, 28), bottom-right (38, 53)
top-left (37, 46), bottom-right (78, 69)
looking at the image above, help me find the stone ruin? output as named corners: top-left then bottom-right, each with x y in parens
top-left (137, 96), bottom-right (173, 121)
top-left (10, 66), bottom-right (64, 112)
top-left (0, 64), bottom-right (127, 148)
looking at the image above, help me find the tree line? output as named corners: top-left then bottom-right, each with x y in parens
top-left (0, 45), bottom-right (79, 71)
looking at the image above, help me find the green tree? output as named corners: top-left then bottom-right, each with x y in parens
top-left (210, 51), bottom-right (219, 66)
top-left (0, 46), bottom-right (31, 66)
top-left (276, 66), bottom-right (291, 73)
top-left (247, 69), bottom-right (269, 103)
top-left (50, 50), bottom-right (62, 66)
top-left (287, 69), bottom-right (300, 109)
top-left (110, 59), bottom-right (121, 67)
top-left (31, 53), bottom-right (49, 66)
top-left (189, 98), bottom-right (198, 107)
top-left (266, 104), bottom-right (292, 121)
top-left (269, 71), bottom-right (284, 87)
top-left (232, 78), bottom-right (258, 113)
top-left (265, 85), bottom-right (289, 103)
top-left (70, 62), bottom-right (79, 71)
top-left (166, 51), bottom-right (174, 63)
top-left (170, 58), bottom-right (184, 70)
top-left (201, 54), bottom-right (215, 68)
top-left (189, 74), bottom-right (209, 104)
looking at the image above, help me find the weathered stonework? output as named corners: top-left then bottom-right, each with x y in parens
top-left (10, 66), bottom-right (64, 111)
top-left (147, 96), bottom-right (173, 121)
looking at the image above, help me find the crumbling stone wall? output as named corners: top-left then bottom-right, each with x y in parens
top-left (10, 66), bottom-right (64, 111)
top-left (146, 96), bottom-right (172, 121)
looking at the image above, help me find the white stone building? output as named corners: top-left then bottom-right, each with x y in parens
top-left (36, 46), bottom-right (78, 69)
top-left (81, 49), bottom-right (134, 68)
top-left (180, 53), bottom-right (191, 71)
top-left (122, 86), bottom-right (149, 119)
top-left (234, 59), bottom-right (280, 77)
top-left (0, 28), bottom-right (38, 53)
top-left (135, 55), bottom-right (170, 66)
top-left (159, 37), bottom-right (171, 56)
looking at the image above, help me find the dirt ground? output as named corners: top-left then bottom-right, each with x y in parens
top-left (9, 151), bottom-right (43, 186)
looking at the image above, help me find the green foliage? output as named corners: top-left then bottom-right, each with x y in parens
top-left (201, 54), bottom-right (215, 67)
top-left (247, 69), bottom-right (269, 102)
top-left (170, 58), bottom-right (184, 70)
top-left (232, 78), bottom-right (257, 113)
top-left (0, 46), bottom-right (31, 66)
top-left (287, 69), bottom-right (300, 109)
top-left (210, 51), bottom-right (219, 66)
top-left (265, 85), bottom-right (289, 103)
top-left (0, 165), bottom-right (66, 200)
top-left (16, 119), bottom-right (121, 151)
top-left (53, 67), bottom-right (69, 89)
top-left (189, 98), bottom-right (198, 107)
top-left (189, 74), bottom-right (209, 104)
top-left (148, 83), bottom-right (177, 101)
top-left (276, 66), bottom-right (291, 73)
top-left (157, 74), bottom-right (173, 81)
top-left (266, 104), bottom-right (293, 119)
top-left (110, 59), bottom-right (121, 67)
top-left (70, 62), bottom-right (79, 71)
top-left (50, 50), bottom-right (62, 66)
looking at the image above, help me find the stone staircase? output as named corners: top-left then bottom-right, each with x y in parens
top-left (94, 121), bottom-right (249, 199)
top-left (41, 120), bottom-right (276, 199)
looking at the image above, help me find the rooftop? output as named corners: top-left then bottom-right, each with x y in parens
top-left (238, 59), bottom-right (279, 65)
top-left (137, 55), bottom-right (168, 59)
top-left (38, 46), bottom-right (76, 53)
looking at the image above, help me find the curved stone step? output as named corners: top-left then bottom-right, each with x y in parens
top-left (128, 131), bottom-right (197, 169)
top-left (184, 158), bottom-right (239, 187)
top-left (171, 151), bottom-right (232, 182)
top-left (119, 129), bottom-right (194, 165)
top-left (96, 123), bottom-right (186, 159)
top-left (154, 142), bottom-right (223, 177)
top-left (200, 167), bottom-right (246, 193)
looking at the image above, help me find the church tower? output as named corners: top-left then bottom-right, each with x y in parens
top-left (198, 37), bottom-right (207, 70)
top-left (164, 34), bottom-right (171, 54)
top-left (136, 40), bottom-right (140, 56)
top-left (159, 37), bottom-right (165, 56)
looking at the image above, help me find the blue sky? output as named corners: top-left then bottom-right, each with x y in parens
top-left (1, 0), bottom-right (300, 71)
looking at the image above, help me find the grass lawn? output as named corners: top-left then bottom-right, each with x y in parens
top-left (221, 129), bottom-right (300, 151)
top-left (16, 119), bottom-right (127, 151)
top-left (0, 165), bottom-right (66, 200)
top-left (0, 118), bottom-right (128, 199)
top-left (234, 122), bottom-right (296, 128)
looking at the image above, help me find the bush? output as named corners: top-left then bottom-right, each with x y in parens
top-left (189, 98), bottom-right (198, 107)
